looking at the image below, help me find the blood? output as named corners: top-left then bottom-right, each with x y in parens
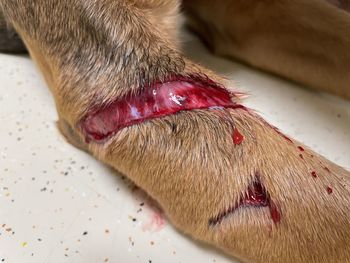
top-left (232, 128), bottom-right (244, 145)
top-left (297, 146), bottom-right (305, 152)
top-left (274, 129), bottom-right (293, 143)
top-left (311, 171), bottom-right (317, 178)
top-left (326, 186), bottom-right (333, 194)
top-left (242, 181), bottom-right (269, 207)
top-left (299, 154), bottom-right (304, 159)
top-left (142, 210), bottom-right (166, 232)
top-left (209, 178), bottom-right (281, 225)
top-left (269, 201), bottom-right (281, 224)
top-left (81, 78), bottom-right (243, 142)
top-left (130, 186), bottom-right (165, 232)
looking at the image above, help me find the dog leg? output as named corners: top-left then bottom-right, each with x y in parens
top-left (1, 1), bottom-right (350, 262)
top-left (57, 118), bottom-right (88, 152)
top-left (183, 0), bottom-right (350, 100)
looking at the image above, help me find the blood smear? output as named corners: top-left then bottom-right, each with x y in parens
top-left (232, 128), bottom-right (244, 145)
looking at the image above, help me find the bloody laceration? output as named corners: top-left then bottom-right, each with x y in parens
top-left (232, 128), bottom-right (244, 145)
top-left (209, 177), bottom-right (281, 226)
top-left (81, 77), bottom-right (244, 142)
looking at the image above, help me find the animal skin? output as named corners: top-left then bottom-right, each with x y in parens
top-left (0, 1), bottom-right (350, 262)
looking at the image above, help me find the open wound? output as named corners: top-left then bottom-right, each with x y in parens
top-left (81, 77), bottom-right (243, 142)
top-left (209, 177), bottom-right (281, 226)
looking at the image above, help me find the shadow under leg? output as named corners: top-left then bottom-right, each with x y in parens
top-left (57, 118), bottom-right (89, 152)
top-left (0, 9), bottom-right (27, 53)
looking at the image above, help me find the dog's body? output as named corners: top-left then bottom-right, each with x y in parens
top-left (185, 0), bottom-right (350, 100)
top-left (1, 1), bottom-right (350, 262)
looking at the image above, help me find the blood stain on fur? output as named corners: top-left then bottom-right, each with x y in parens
top-left (311, 171), bottom-right (317, 178)
top-left (209, 178), bottom-right (281, 225)
top-left (232, 128), bottom-right (244, 145)
top-left (81, 77), bottom-right (244, 142)
top-left (326, 186), bottom-right (333, 194)
top-left (297, 146), bottom-right (305, 151)
top-left (273, 128), bottom-right (293, 143)
top-left (269, 201), bottom-right (281, 224)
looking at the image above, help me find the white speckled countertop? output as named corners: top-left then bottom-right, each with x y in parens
top-left (0, 32), bottom-right (349, 263)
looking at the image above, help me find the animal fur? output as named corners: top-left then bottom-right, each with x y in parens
top-left (184, 0), bottom-right (350, 99)
top-left (1, 0), bottom-right (350, 262)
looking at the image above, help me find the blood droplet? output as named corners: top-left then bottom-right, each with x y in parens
top-left (311, 171), bottom-right (317, 178)
top-left (233, 128), bottom-right (244, 145)
top-left (297, 146), bottom-right (305, 152)
top-left (326, 186), bottom-right (333, 194)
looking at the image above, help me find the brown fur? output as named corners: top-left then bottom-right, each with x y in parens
top-left (1, 1), bottom-right (350, 262)
top-left (184, 0), bottom-right (350, 99)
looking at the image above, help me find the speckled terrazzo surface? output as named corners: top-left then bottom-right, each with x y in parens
top-left (0, 32), bottom-right (349, 263)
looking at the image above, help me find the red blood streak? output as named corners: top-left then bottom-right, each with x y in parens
top-left (81, 79), bottom-right (243, 142)
top-left (209, 179), bottom-right (281, 225)
top-left (275, 129), bottom-right (293, 143)
top-left (232, 128), bottom-right (244, 145)
top-left (297, 146), bottom-right (305, 152)
top-left (269, 201), bottom-right (281, 224)
top-left (311, 171), bottom-right (317, 178)
top-left (142, 210), bottom-right (166, 232)
top-left (326, 186), bottom-right (333, 194)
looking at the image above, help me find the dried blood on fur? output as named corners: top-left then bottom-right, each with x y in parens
top-left (232, 128), bottom-right (244, 145)
top-left (297, 146), bottom-right (305, 152)
top-left (327, 186), bottom-right (333, 194)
